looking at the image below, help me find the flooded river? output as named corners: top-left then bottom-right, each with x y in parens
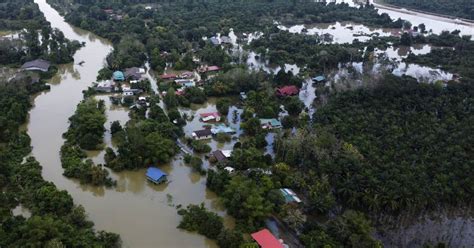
top-left (28, 1), bottom-right (226, 247)
top-left (28, 0), bottom-right (472, 247)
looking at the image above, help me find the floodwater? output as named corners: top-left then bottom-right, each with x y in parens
top-left (27, 0), bottom-right (473, 247)
top-left (28, 1), bottom-right (227, 247)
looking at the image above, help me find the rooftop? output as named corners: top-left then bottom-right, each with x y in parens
top-left (276, 85), bottom-right (299, 96)
top-left (146, 167), bottom-right (167, 182)
top-left (251, 229), bottom-right (284, 248)
top-left (193, 129), bottom-right (213, 137)
top-left (21, 59), bottom-right (51, 71)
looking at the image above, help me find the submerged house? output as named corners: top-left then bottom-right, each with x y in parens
top-left (21, 59), bottom-right (51, 72)
top-left (260, 119), bottom-right (282, 129)
top-left (312, 75), bottom-right (326, 83)
top-left (276, 85), bottom-right (299, 97)
top-left (211, 124), bottom-right (235, 135)
top-left (124, 67), bottom-right (145, 81)
top-left (113, 71), bottom-right (125, 81)
top-left (200, 112), bottom-right (221, 122)
top-left (212, 150), bottom-right (232, 163)
top-left (94, 80), bottom-right (116, 93)
top-left (220, 36), bottom-right (232, 44)
top-left (192, 129), bottom-right (213, 140)
top-left (175, 79), bottom-right (196, 88)
top-left (146, 167), bottom-right (167, 184)
top-left (209, 37), bottom-right (220, 46)
top-left (251, 229), bottom-right (284, 248)
top-left (280, 188), bottom-right (302, 204)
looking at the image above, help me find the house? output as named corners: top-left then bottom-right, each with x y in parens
top-left (212, 150), bottom-right (232, 162)
top-left (198, 65), bottom-right (221, 73)
top-left (123, 90), bottom-right (134, 96)
top-left (251, 229), bottom-right (284, 248)
top-left (21, 59), bottom-right (51, 72)
top-left (220, 36), bottom-right (232, 44)
top-left (209, 37), bottom-right (220, 46)
top-left (113, 71), bottom-right (125, 81)
top-left (192, 129), bottom-right (213, 140)
top-left (10, 72), bottom-right (40, 85)
top-left (175, 79), bottom-right (196, 88)
top-left (179, 71), bottom-right (194, 78)
top-left (94, 80), bottom-right (116, 93)
top-left (240, 92), bottom-right (247, 101)
top-left (160, 73), bottom-right (177, 80)
top-left (124, 67), bottom-right (145, 81)
top-left (211, 124), bottom-right (235, 135)
top-left (200, 112), bottom-right (221, 122)
top-left (146, 167), bottom-right (167, 184)
top-left (280, 188), bottom-right (302, 204)
top-left (276, 85), bottom-right (299, 97)
top-left (224, 166), bottom-right (235, 174)
top-left (260, 119), bottom-right (282, 129)
top-left (312, 75), bottom-right (326, 83)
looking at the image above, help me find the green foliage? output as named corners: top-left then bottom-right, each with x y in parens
top-left (97, 67), bottom-right (113, 81)
top-left (183, 87), bottom-right (207, 104)
top-left (241, 117), bottom-right (263, 136)
top-left (0, 80), bottom-right (120, 247)
top-left (177, 204), bottom-right (223, 239)
top-left (284, 97), bottom-right (304, 116)
top-left (186, 156), bottom-right (206, 175)
top-left (215, 133), bottom-right (232, 143)
top-left (222, 176), bottom-right (274, 230)
top-left (110, 121), bottom-right (123, 135)
top-left (205, 68), bottom-right (267, 96)
top-left (206, 169), bottom-right (231, 194)
top-left (277, 76), bottom-right (474, 214)
top-left (60, 143), bottom-right (114, 186)
top-left (216, 98), bottom-right (231, 116)
top-left (63, 99), bottom-right (106, 150)
top-left (0, 84), bottom-right (31, 142)
top-left (190, 140), bottom-right (212, 153)
top-left (105, 119), bottom-right (179, 171)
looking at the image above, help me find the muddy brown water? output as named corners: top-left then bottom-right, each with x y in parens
top-left (28, 0), bottom-right (472, 247)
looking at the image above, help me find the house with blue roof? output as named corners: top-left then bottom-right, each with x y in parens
top-left (260, 118), bottom-right (282, 130)
top-left (146, 167), bottom-right (167, 184)
top-left (211, 124), bottom-right (236, 135)
top-left (312, 75), bottom-right (326, 83)
top-left (113, 71), bottom-right (125, 81)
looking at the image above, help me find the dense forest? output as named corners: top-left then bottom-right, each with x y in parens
top-left (1, 2), bottom-right (119, 246)
top-left (0, 84), bottom-right (120, 247)
top-left (0, 0), bottom-right (48, 30)
top-left (384, 0), bottom-right (474, 20)
top-left (46, 0), bottom-right (406, 71)
top-left (0, 0), bottom-right (82, 66)
top-left (276, 75), bottom-right (473, 215)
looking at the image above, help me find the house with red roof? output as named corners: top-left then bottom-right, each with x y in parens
top-left (198, 65), bottom-right (221, 73)
top-left (200, 112), bottom-right (221, 122)
top-left (160, 73), bottom-right (177, 80)
top-left (251, 229), bottom-right (284, 248)
top-left (276, 85), bottom-right (299, 97)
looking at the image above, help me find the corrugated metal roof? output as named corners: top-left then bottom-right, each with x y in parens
top-left (146, 167), bottom-right (166, 181)
top-left (251, 229), bottom-right (284, 248)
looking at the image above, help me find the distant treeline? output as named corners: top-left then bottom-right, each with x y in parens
top-left (384, 0), bottom-right (474, 20)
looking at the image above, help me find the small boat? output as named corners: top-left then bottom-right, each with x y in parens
top-left (78, 61), bottom-right (85, 65)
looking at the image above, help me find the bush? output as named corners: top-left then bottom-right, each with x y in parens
top-left (191, 140), bottom-right (212, 153)
top-left (215, 133), bottom-right (232, 143)
top-left (178, 204), bottom-right (224, 239)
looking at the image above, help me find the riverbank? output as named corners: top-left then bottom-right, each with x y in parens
top-left (374, 0), bottom-right (474, 25)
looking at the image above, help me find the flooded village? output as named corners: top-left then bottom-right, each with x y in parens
top-left (1, 0), bottom-right (473, 247)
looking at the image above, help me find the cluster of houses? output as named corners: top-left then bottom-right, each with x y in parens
top-left (191, 112), bottom-right (237, 140)
top-left (103, 9), bottom-right (124, 21)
